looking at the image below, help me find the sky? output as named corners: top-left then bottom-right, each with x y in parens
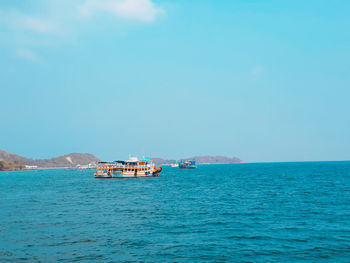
top-left (1, 0), bottom-right (349, 162)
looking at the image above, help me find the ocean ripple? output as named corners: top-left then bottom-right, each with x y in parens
top-left (1, 162), bottom-right (350, 262)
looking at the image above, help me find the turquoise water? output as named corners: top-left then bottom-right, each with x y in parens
top-left (1, 162), bottom-right (350, 262)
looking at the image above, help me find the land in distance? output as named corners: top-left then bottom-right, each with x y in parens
top-left (152, 156), bottom-right (242, 165)
top-left (0, 150), bottom-right (242, 171)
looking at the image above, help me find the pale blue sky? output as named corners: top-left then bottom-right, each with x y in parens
top-left (1, 0), bottom-right (349, 162)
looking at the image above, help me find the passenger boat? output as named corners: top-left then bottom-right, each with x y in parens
top-left (179, 160), bottom-right (197, 169)
top-left (170, 163), bottom-right (179, 167)
top-left (94, 157), bottom-right (162, 179)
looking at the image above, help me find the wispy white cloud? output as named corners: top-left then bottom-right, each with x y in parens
top-left (13, 16), bottom-right (58, 33)
top-left (80, 0), bottom-right (165, 22)
top-left (0, 0), bottom-right (165, 62)
top-left (15, 48), bottom-right (42, 63)
top-left (252, 65), bottom-right (264, 76)
top-left (0, 11), bottom-right (59, 34)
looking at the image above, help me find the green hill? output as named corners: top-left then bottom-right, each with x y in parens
top-left (0, 159), bottom-right (25, 171)
top-left (0, 150), bottom-right (100, 169)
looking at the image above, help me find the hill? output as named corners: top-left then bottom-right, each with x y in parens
top-left (152, 155), bottom-right (242, 165)
top-left (0, 150), bottom-right (100, 169)
top-left (0, 159), bottom-right (25, 171)
top-left (189, 155), bottom-right (242, 164)
top-left (0, 150), bottom-right (32, 164)
top-left (0, 150), bottom-right (241, 170)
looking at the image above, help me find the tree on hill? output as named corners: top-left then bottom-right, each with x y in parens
top-left (0, 159), bottom-right (25, 171)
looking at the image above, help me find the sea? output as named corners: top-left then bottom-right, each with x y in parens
top-left (1, 162), bottom-right (350, 262)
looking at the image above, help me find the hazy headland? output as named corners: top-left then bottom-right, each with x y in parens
top-left (0, 150), bottom-right (242, 171)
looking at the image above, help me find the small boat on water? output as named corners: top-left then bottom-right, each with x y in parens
top-left (94, 157), bottom-right (162, 179)
top-left (179, 160), bottom-right (197, 169)
top-left (170, 163), bottom-right (179, 167)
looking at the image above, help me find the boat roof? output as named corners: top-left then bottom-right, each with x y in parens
top-left (100, 157), bottom-right (152, 164)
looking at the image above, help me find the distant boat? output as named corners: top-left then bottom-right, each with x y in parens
top-left (94, 157), bottom-right (162, 179)
top-left (77, 163), bottom-right (98, 169)
top-left (179, 160), bottom-right (197, 169)
top-left (170, 163), bottom-right (179, 167)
